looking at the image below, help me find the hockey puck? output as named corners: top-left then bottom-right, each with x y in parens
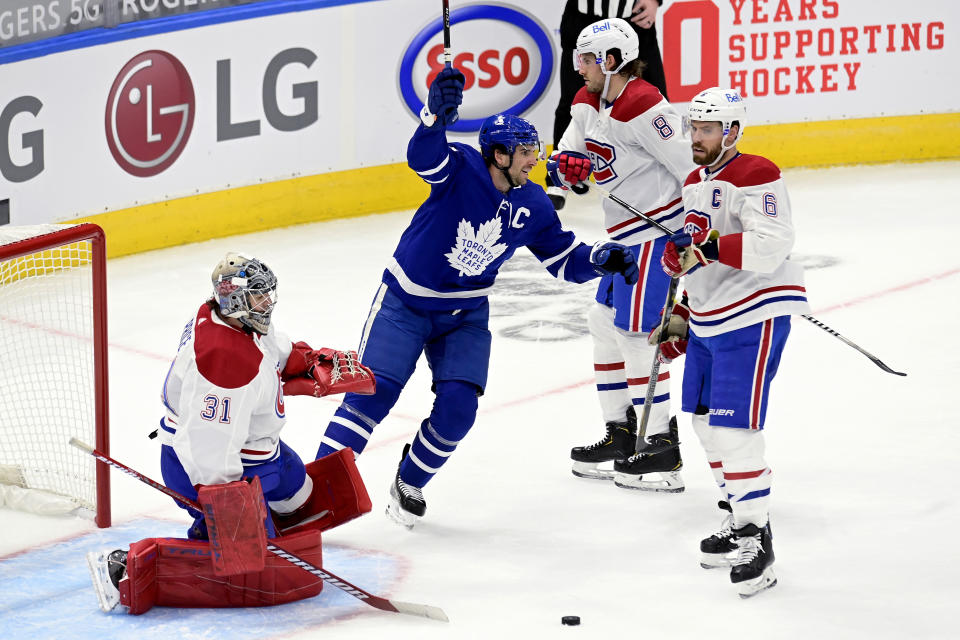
top-left (561, 615), bottom-right (581, 626)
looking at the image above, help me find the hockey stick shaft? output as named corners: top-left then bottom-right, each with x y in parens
top-left (68, 438), bottom-right (449, 622)
top-left (441, 0), bottom-right (453, 66)
top-left (635, 275), bottom-right (680, 453)
top-left (584, 181), bottom-right (906, 377)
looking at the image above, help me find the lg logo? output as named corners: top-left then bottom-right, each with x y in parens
top-left (0, 96), bottom-right (43, 183)
top-left (105, 50), bottom-right (195, 178)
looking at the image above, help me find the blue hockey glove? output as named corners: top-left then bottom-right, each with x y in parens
top-left (546, 151), bottom-right (592, 190)
top-left (426, 67), bottom-right (465, 127)
top-left (590, 242), bottom-right (639, 285)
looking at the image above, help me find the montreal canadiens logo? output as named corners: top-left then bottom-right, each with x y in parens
top-left (105, 50), bottom-right (195, 177)
top-left (585, 138), bottom-right (617, 183)
top-left (683, 210), bottom-right (712, 234)
top-left (398, 5), bottom-right (554, 132)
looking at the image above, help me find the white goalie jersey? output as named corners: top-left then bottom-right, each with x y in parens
top-left (558, 77), bottom-right (695, 245)
top-left (159, 302), bottom-right (294, 486)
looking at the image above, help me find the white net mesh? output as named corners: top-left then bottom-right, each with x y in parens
top-left (0, 225), bottom-right (98, 516)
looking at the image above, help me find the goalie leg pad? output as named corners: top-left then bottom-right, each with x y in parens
top-left (276, 447), bottom-right (372, 536)
top-left (198, 476), bottom-right (269, 577)
top-left (119, 530), bottom-right (323, 614)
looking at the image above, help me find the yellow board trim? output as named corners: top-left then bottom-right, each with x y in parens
top-left (71, 112), bottom-right (959, 258)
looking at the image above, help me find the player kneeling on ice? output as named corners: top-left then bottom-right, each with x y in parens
top-left (314, 66), bottom-right (640, 530)
top-left (653, 88), bottom-right (811, 598)
top-left (87, 253), bottom-right (376, 614)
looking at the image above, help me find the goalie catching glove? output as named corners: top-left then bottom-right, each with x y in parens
top-left (546, 151), bottom-right (592, 191)
top-left (282, 342), bottom-right (376, 397)
top-left (647, 297), bottom-right (690, 363)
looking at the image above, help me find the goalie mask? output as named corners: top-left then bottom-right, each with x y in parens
top-left (685, 87), bottom-right (747, 151)
top-left (211, 252), bottom-right (278, 335)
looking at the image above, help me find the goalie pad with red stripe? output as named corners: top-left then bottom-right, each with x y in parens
top-left (197, 476), bottom-right (268, 576)
top-left (118, 529), bottom-right (323, 615)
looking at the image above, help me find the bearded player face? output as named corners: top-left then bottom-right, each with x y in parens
top-left (688, 120), bottom-right (727, 167)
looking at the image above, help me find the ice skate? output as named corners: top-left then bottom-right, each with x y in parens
top-left (86, 549), bottom-right (127, 612)
top-left (570, 407), bottom-right (637, 480)
top-left (385, 444), bottom-right (426, 529)
top-left (700, 500), bottom-right (737, 568)
top-left (730, 522), bottom-right (777, 598)
top-left (613, 417), bottom-right (684, 493)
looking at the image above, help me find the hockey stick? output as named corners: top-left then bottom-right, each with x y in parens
top-left (68, 438), bottom-right (449, 622)
top-left (441, 0), bottom-right (459, 124)
top-left (584, 181), bottom-right (906, 376)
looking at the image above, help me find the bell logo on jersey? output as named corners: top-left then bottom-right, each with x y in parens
top-left (683, 210), bottom-right (712, 234)
top-left (445, 216), bottom-right (508, 277)
top-left (399, 5), bottom-right (554, 133)
top-left (584, 138), bottom-right (617, 183)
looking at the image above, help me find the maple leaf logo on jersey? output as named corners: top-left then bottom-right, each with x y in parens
top-left (446, 217), bottom-right (508, 277)
top-left (585, 138), bottom-right (617, 183)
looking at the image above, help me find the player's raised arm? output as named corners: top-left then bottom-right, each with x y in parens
top-left (406, 67), bottom-right (465, 186)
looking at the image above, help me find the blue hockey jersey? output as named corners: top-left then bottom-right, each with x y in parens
top-left (383, 123), bottom-right (599, 311)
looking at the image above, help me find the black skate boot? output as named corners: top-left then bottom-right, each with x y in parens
top-left (730, 521), bottom-right (777, 598)
top-left (700, 500), bottom-right (737, 569)
top-left (613, 417), bottom-right (684, 493)
top-left (570, 407), bottom-right (637, 480)
top-left (86, 548), bottom-right (128, 612)
top-left (386, 443), bottom-right (427, 529)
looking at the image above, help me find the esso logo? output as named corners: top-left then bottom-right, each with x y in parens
top-left (399, 5), bottom-right (554, 133)
top-left (105, 50), bottom-right (195, 177)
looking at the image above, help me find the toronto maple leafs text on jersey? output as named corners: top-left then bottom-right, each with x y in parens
top-left (383, 123), bottom-right (602, 311)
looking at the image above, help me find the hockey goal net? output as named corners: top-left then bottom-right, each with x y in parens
top-left (0, 223), bottom-right (110, 527)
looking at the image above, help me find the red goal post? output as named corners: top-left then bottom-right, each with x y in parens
top-left (0, 223), bottom-right (110, 527)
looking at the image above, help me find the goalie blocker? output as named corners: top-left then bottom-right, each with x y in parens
top-left (103, 448), bottom-right (371, 614)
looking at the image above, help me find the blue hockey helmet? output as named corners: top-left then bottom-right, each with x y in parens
top-left (478, 114), bottom-right (544, 162)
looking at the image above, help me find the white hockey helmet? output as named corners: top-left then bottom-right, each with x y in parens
top-left (575, 18), bottom-right (639, 75)
top-left (211, 252), bottom-right (278, 335)
top-left (686, 87), bottom-right (747, 148)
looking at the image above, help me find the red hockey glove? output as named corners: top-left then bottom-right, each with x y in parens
top-left (283, 348), bottom-right (376, 397)
top-left (661, 228), bottom-right (720, 277)
top-left (647, 299), bottom-right (690, 364)
top-left (281, 341), bottom-right (315, 380)
top-left (546, 151), bottom-right (592, 190)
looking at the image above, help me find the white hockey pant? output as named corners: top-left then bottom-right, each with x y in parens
top-left (587, 303), bottom-right (671, 435)
top-left (692, 414), bottom-right (771, 528)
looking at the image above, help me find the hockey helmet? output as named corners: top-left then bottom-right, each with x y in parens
top-left (575, 18), bottom-right (639, 74)
top-left (211, 252), bottom-right (278, 335)
top-left (686, 87), bottom-right (747, 148)
top-left (478, 114), bottom-right (544, 162)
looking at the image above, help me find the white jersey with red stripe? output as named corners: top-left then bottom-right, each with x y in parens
top-left (557, 77), bottom-right (695, 245)
top-left (159, 302), bottom-right (293, 486)
top-left (679, 153), bottom-right (812, 337)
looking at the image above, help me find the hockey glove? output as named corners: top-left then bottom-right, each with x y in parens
top-left (546, 151), bottom-right (592, 191)
top-left (661, 228), bottom-right (720, 277)
top-left (282, 349), bottom-right (376, 397)
top-left (425, 67), bottom-right (465, 127)
top-left (591, 242), bottom-right (640, 285)
top-left (648, 299), bottom-right (690, 364)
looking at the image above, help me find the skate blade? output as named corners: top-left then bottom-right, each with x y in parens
top-left (571, 461), bottom-right (617, 481)
top-left (700, 552), bottom-right (736, 569)
top-left (737, 567), bottom-right (777, 598)
top-left (385, 500), bottom-right (420, 530)
top-left (85, 551), bottom-right (120, 613)
top-left (613, 471), bottom-right (685, 493)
